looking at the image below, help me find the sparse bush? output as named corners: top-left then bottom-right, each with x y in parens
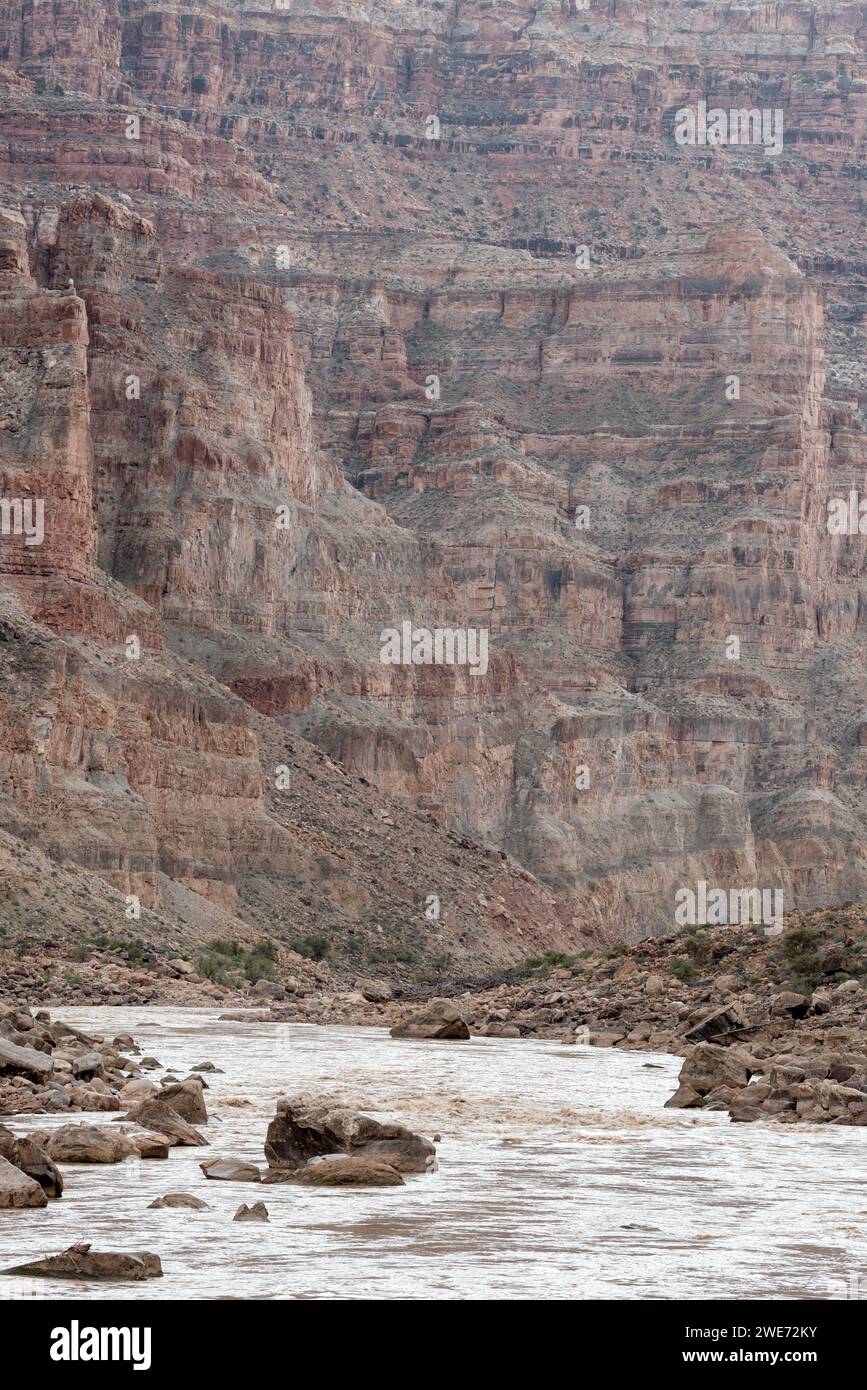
top-left (669, 958), bottom-right (696, 983)
top-left (781, 927), bottom-right (823, 989)
top-left (290, 933), bottom-right (330, 961)
top-left (199, 937), bottom-right (278, 983)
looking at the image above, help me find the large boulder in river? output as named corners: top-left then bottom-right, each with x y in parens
top-left (265, 1094), bottom-right (437, 1174)
top-left (677, 1043), bottom-right (753, 1096)
top-left (157, 1078), bottom-right (207, 1124)
top-left (0, 1154), bottom-right (48, 1208)
top-left (3, 1248), bottom-right (162, 1281)
top-left (39, 1124), bottom-right (138, 1164)
top-left (389, 998), bottom-right (470, 1040)
top-left (0, 1127), bottom-right (63, 1197)
top-left (120, 1099), bottom-right (208, 1147)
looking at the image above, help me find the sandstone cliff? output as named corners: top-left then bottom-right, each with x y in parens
top-left (1, 1), bottom-right (867, 966)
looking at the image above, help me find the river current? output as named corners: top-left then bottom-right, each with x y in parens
top-left (1, 1007), bottom-right (865, 1301)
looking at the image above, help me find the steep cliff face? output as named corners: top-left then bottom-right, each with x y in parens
top-left (1, 1), bottom-right (867, 957)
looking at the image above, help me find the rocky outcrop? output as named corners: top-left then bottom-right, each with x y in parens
top-left (0, 1005), bottom-right (159, 1117)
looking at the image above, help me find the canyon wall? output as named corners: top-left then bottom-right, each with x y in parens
top-left (1, 0), bottom-right (867, 957)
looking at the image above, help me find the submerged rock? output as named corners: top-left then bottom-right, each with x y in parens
top-left (290, 1157), bottom-right (405, 1187)
top-left (200, 1157), bottom-right (261, 1182)
top-left (218, 1011), bottom-right (273, 1022)
top-left (148, 1192), bottom-right (210, 1210)
top-left (3, 1248), bottom-right (162, 1281)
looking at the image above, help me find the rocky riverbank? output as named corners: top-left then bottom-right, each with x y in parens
top-left (3, 902), bottom-right (867, 1129)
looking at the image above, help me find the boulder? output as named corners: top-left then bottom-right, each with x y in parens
top-left (158, 1079), bottom-right (207, 1124)
top-left (233, 1200), bottom-right (269, 1221)
top-left (148, 1193), bottom-right (210, 1210)
top-left (0, 1037), bottom-right (53, 1082)
top-left (770, 991), bottom-right (811, 1019)
top-left (120, 1100), bottom-right (207, 1146)
top-left (664, 1083), bottom-right (703, 1109)
top-left (125, 1131), bottom-right (172, 1159)
top-left (354, 977), bottom-right (393, 1003)
top-left (290, 1157), bottom-right (404, 1187)
top-left (0, 1129), bottom-right (63, 1197)
top-left (67, 1087), bottom-right (121, 1112)
top-left (727, 1100), bottom-right (768, 1124)
top-left (39, 1124), bottom-right (138, 1164)
top-left (677, 1043), bottom-right (752, 1096)
top-left (3, 1249), bottom-right (162, 1281)
top-left (264, 1094), bottom-right (437, 1174)
top-left (0, 1154), bottom-right (48, 1208)
top-left (71, 1051), bottom-right (105, 1080)
top-left (250, 979), bottom-right (286, 1001)
top-left (200, 1157), bottom-right (261, 1182)
top-left (118, 1079), bottom-right (158, 1106)
top-left (389, 999), bottom-right (470, 1040)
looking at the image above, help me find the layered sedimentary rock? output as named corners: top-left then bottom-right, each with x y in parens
top-left (1, 1), bottom-right (867, 959)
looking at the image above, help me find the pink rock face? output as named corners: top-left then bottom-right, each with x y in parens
top-left (0, 1), bottom-right (866, 959)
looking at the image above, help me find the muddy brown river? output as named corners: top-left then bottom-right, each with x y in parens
top-left (1, 1007), bottom-right (865, 1300)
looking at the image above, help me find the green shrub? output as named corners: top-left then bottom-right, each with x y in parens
top-left (781, 927), bottom-right (823, 989)
top-left (105, 936), bottom-right (146, 965)
top-left (669, 958), bottom-right (696, 983)
top-left (290, 933), bottom-right (329, 961)
top-left (684, 929), bottom-right (712, 966)
top-left (200, 937), bottom-right (278, 983)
